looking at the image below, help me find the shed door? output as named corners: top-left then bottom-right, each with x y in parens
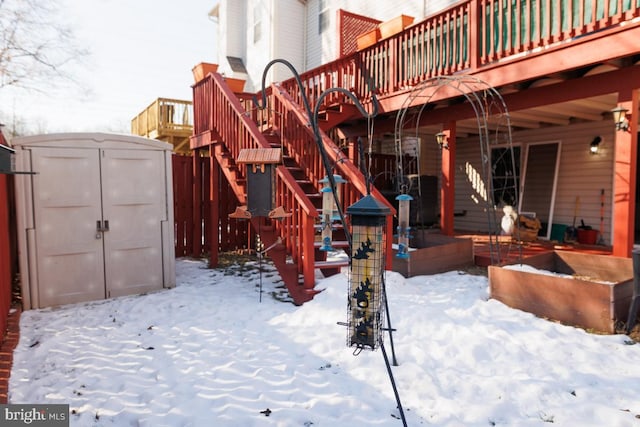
top-left (29, 146), bottom-right (167, 307)
top-left (31, 147), bottom-right (106, 307)
top-left (101, 149), bottom-right (166, 298)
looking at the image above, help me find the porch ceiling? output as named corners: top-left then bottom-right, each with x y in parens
top-left (453, 93), bottom-right (619, 137)
top-left (340, 60), bottom-right (639, 139)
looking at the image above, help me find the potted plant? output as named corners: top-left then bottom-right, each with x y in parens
top-left (224, 77), bottom-right (245, 93)
top-left (356, 28), bottom-right (381, 51)
top-left (192, 63), bottom-right (218, 82)
top-left (379, 15), bottom-right (414, 39)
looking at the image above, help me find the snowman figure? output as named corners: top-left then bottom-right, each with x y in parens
top-left (501, 205), bottom-right (517, 235)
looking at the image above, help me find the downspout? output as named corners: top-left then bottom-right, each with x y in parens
top-left (294, 0), bottom-right (308, 71)
top-left (301, 0), bottom-right (308, 71)
top-left (270, 0), bottom-right (276, 82)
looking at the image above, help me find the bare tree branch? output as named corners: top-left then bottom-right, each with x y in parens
top-left (0, 0), bottom-right (88, 91)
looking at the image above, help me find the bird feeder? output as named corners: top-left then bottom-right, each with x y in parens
top-left (395, 193), bottom-right (413, 259)
top-left (320, 185), bottom-right (334, 251)
top-left (346, 194), bottom-right (391, 351)
top-left (0, 145), bottom-right (15, 174)
top-left (0, 145), bottom-right (34, 175)
top-left (319, 174), bottom-right (347, 220)
top-left (318, 174), bottom-right (347, 251)
top-left (236, 148), bottom-right (282, 217)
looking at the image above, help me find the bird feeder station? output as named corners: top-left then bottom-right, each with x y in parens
top-left (346, 194), bottom-right (391, 351)
top-left (395, 193), bottom-right (413, 259)
top-left (236, 148), bottom-right (282, 217)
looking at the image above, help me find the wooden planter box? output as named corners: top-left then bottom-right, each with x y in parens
top-left (489, 251), bottom-right (633, 333)
top-left (192, 62), bottom-right (218, 82)
top-left (224, 77), bottom-right (245, 93)
top-left (392, 232), bottom-right (473, 277)
top-left (379, 15), bottom-right (414, 40)
top-left (356, 28), bottom-right (381, 51)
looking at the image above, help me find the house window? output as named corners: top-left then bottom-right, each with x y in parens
top-left (253, 7), bottom-right (262, 43)
top-left (318, 0), bottom-right (329, 34)
top-left (490, 146), bottom-right (520, 207)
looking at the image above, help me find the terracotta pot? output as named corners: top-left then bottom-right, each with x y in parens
top-left (379, 15), bottom-right (414, 39)
top-left (192, 63), bottom-right (218, 82)
top-left (224, 77), bottom-right (245, 93)
top-left (577, 228), bottom-right (598, 245)
top-left (356, 28), bottom-right (381, 51)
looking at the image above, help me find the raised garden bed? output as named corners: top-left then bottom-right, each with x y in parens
top-left (488, 251), bottom-right (633, 333)
top-left (392, 232), bottom-right (473, 277)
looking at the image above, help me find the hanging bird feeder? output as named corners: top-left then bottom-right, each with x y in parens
top-left (318, 174), bottom-right (347, 251)
top-left (346, 194), bottom-right (391, 351)
top-left (395, 193), bottom-right (413, 259)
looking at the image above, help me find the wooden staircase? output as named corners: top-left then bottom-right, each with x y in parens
top-left (191, 72), bottom-right (394, 305)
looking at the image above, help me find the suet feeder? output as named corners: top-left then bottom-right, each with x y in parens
top-left (236, 148), bottom-right (282, 217)
top-left (395, 193), bottom-right (413, 259)
top-left (346, 194), bottom-right (391, 351)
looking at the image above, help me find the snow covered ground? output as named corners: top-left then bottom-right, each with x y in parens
top-left (9, 256), bottom-right (640, 426)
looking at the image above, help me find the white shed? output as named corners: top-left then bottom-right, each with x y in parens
top-left (13, 133), bottom-right (176, 309)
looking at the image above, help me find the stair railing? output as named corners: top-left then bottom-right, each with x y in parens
top-left (194, 72), bottom-right (320, 290)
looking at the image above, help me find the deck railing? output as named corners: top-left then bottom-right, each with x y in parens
top-left (131, 98), bottom-right (193, 138)
top-left (280, 0), bottom-right (639, 110)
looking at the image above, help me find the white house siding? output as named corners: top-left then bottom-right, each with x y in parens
top-left (453, 121), bottom-right (615, 244)
top-left (243, 0), bottom-right (274, 92)
top-left (216, 0), bottom-right (247, 75)
top-left (272, 0), bottom-right (306, 84)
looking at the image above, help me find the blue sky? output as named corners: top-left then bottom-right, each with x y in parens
top-left (3, 0), bottom-right (217, 134)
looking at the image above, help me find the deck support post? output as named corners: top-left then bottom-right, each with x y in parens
top-left (612, 89), bottom-right (639, 257)
top-left (209, 147), bottom-right (219, 268)
top-left (440, 122), bottom-right (456, 236)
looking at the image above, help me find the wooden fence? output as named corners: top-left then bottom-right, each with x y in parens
top-left (172, 154), bottom-right (250, 258)
top-left (0, 136), bottom-right (16, 344)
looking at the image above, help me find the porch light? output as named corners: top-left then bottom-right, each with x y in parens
top-left (611, 106), bottom-right (630, 132)
top-left (395, 193), bottom-right (413, 259)
top-left (346, 194), bottom-right (391, 351)
top-left (589, 136), bottom-right (602, 155)
top-left (435, 132), bottom-right (449, 149)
